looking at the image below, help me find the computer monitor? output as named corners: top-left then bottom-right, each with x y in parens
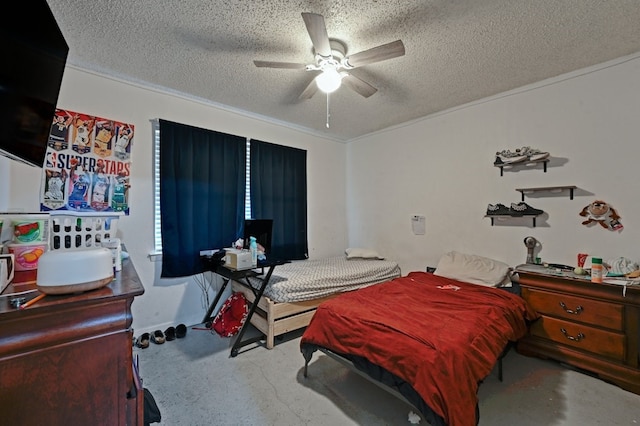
top-left (243, 219), bottom-right (273, 255)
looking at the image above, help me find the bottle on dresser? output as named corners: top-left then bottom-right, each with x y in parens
top-left (591, 257), bottom-right (603, 283)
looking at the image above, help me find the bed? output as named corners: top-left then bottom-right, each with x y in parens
top-left (300, 252), bottom-right (538, 426)
top-left (230, 252), bottom-right (401, 349)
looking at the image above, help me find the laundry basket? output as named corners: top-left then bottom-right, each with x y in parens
top-left (49, 211), bottom-right (123, 250)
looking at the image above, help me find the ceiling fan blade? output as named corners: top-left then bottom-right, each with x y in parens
top-left (301, 13), bottom-right (332, 57)
top-left (253, 60), bottom-right (307, 70)
top-left (343, 40), bottom-right (405, 68)
top-left (342, 74), bottom-right (378, 98)
top-left (298, 78), bottom-right (318, 100)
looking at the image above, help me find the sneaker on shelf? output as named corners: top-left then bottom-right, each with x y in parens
top-left (518, 146), bottom-right (550, 162)
top-left (493, 156), bottom-right (512, 167)
top-left (486, 203), bottom-right (511, 216)
top-left (494, 150), bottom-right (528, 166)
top-left (510, 202), bottom-right (544, 216)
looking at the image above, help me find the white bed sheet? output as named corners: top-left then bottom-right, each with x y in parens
top-left (247, 256), bottom-right (401, 303)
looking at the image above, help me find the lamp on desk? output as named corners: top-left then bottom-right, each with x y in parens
top-left (524, 236), bottom-right (538, 264)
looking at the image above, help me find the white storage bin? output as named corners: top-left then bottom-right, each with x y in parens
top-left (49, 211), bottom-right (123, 250)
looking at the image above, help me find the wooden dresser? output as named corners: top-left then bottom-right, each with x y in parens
top-left (516, 265), bottom-right (640, 395)
top-left (0, 257), bottom-right (145, 426)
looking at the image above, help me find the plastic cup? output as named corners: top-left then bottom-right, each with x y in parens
top-left (577, 253), bottom-right (588, 268)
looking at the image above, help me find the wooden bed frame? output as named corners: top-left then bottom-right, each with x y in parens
top-left (231, 280), bottom-right (340, 349)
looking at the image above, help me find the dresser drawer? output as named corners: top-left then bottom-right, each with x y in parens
top-left (530, 315), bottom-right (626, 361)
top-left (524, 288), bottom-right (624, 330)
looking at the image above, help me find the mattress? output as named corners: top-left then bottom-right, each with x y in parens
top-left (301, 271), bottom-right (538, 426)
top-left (247, 256), bottom-right (401, 303)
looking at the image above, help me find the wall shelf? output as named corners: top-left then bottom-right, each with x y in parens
top-left (485, 215), bottom-right (539, 227)
top-left (494, 158), bottom-right (549, 176)
top-left (515, 185), bottom-right (577, 201)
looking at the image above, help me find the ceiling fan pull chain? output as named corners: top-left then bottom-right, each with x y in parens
top-left (326, 92), bottom-right (330, 128)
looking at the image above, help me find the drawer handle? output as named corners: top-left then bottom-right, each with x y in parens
top-left (560, 328), bottom-right (585, 341)
top-left (559, 301), bottom-right (583, 315)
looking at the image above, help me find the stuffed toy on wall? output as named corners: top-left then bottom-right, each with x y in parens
top-left (579, 200), bottom-right (623, 231)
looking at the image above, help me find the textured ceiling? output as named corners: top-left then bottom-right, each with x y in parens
top-left (46, 0), bottom-right (640, 142)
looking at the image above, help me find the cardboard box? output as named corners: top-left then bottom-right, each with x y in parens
top-left (224, 249), bottom-right (253, 270)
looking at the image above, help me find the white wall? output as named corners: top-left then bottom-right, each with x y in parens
top-left (0, 66), bottom-right (348, 333)
top-left (347, 53), bottom-right (640, 274)
top-left (3, 53), bottom-right (639, 333)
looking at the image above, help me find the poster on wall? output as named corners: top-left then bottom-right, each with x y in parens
top-left (40, 108), bottom-right (133, 215)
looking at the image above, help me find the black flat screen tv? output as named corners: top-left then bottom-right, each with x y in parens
top-left (0, 0), bottom-right (69, 167)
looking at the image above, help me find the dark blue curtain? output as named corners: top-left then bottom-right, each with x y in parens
top-left (159, 119), bottom-right (245, 277)
top-left (250, 139), bottom-right (308, 260)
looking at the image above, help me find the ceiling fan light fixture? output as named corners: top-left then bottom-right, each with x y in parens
top-left (315, 68), bottom-right (343, 93)
top-left (254, 13), bottom-right (405, 103)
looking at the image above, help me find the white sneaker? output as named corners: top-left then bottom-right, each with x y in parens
top-left (518, 146), bottom-right (549, 161)
top-left (494, 150), bottom-right (528, 165)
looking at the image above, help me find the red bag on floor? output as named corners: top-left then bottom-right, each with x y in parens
top-left (211, 292), bottom-right (249, 337)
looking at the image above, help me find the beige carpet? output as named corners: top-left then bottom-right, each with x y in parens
top-left (135, 324), bottom-right (640, 425)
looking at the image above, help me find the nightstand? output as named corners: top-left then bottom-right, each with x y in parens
top-left (515, 265), bottom-right (640, 395)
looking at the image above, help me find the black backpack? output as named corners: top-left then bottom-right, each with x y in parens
top-left (144, 387), bottom-right (161, 425)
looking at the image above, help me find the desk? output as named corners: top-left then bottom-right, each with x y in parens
top-left (201, 258), bottom-right (287, 357)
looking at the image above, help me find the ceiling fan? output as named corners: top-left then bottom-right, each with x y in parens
top-left (253, 12), bottom-right (405, 100)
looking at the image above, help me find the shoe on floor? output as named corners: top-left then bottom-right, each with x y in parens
top-left (151, 330), bottom-right (166, 344)
top-left (136, 332), bottom-right (150, 349)
top-left (486, 203), bottom-right (511, 216)
top-left (176, 324), bottom-right (187, 339)
top-left (510, 202), bottom-right (544, 216)
top-left (164, 326), bottom-right (176, 341)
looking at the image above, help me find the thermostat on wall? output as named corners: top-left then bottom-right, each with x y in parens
top-left (412, 215), bottom-right (425, 235)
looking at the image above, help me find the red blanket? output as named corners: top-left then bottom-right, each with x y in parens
top-left (300, 271), bottom-right (538, 426)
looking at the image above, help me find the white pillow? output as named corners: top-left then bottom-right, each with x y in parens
top-left (434, 251), bottom-right (511, 287)
top-left (345, 247), bottom-right (384, 259)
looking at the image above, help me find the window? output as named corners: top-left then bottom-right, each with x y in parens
top-left (153, 122), bottom-right (162, 254)
top-left (153, 127), bottom-right (256, 255)
top-left (153, 126), bottom-right (251, 254)
top-left (153, 120), bottom-right (307, 277)
top-left (244, 138), bottom-right (251, 220)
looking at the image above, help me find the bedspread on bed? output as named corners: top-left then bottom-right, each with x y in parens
top-left (247, 256), bottom-right (401, 303)
top-left (300, 271), bottom-right (538, 426)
